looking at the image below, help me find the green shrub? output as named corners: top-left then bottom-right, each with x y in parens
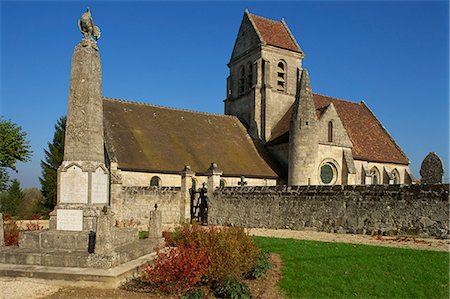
top-left (246, 250), bottom-right (271, 279)
top-left (138, 230), bottom-right (149, 239)
top-left (205, 226), bottom-right (259, 283)
top-left (181, 289), bottom-right (204, 299)
top-left (214, 277), bottom-right (253, 299)
top-left (162, 224), bottom-right (186, 246)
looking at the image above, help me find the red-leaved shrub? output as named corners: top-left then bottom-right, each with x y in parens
top-left (4, 219), bottom-right (19, 246)
top-left (144, 245), bottom-right (210, 293)
top-left (25, 222), bottom-right (44, 231)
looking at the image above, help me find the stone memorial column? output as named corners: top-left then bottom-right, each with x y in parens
top-left (50, 9), bottom-right (108, 233)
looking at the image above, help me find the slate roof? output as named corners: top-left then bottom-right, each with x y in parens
top-left (248, 13), bottom-right (302, 53)
top-left (268, 94), bottom-right (410, 165)
top-left (103, 98), bottom-right (278, 178)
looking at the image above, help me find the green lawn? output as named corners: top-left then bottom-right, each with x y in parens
top-left (255, 237), bottom-right (449, 298)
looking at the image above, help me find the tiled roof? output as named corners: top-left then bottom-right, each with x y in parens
top-left (268, 94), bottom-right (410, 165)
top-left (248, 13), bottom-right (302, 53)
top-left (103, 98), bottom-right (279, 178)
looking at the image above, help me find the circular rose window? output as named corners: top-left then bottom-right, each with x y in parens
top-left (320, 163), bottom-right (336, 185)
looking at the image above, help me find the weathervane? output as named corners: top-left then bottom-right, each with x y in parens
top-left (78, 7), bottom-right (101, 41)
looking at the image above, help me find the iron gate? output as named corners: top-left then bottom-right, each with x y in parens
top-left (190, 183), bottom-right (208, 224)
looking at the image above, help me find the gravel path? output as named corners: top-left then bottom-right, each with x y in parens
top-left (248, 228), bottom-right (449, 252)
top-left (0, 277), bottom-right (61, 299)
top-left (1, 230), bottom-right (447, 298)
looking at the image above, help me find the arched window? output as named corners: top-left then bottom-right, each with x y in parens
top-left (320, 162), bottom-right (338, 185)
top-left (246, 62), bottom-right (253, 91)
top-left (370, 167), bottom-right (380, 185)
top-left (191, 178), bottom-right (197, 191)
top-left (219, 179), bottom-right (226, 188)
top-left (238, 65), bottom-right (245, 95)
top-left (328, 121), bottom-right (333, 143)
top-left (150, 176), bottom-right (161, 187)
top-left (277, 61), bottom-right (286, 92)
top-left (391, 169), bottom-right (400, 184)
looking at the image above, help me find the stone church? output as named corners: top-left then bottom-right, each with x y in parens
top-left (53, 9), bottom-right (418, 230)
top-left (102, 10), bottom-right (414, 190)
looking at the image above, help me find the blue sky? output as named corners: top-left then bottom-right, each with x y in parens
top-left (1, 1), bottom-right (448, 188)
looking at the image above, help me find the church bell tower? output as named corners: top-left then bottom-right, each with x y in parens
top-left (224, 10), bottom-right (304, 143)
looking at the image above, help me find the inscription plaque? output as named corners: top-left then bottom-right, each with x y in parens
top-left (57, 209), bottom-right (83, 231)
top-left (91, 167), bottom-right (108, 204)
top-left (60, 165), bottom-right (88, 204)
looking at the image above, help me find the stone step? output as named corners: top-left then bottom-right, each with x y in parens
top-left (0, 238), bottom-right (163, 268)
top-left (0, 251), bottom-right (159, 288)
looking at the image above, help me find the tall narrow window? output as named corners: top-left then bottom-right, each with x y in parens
top-left (246, 62), bottom-right (253, 91)
top-left (391, 169), bottom-right (400, 184)
top-left (238, 66), bottom-right (245, 95)
top-left (370, 167), bottom-right (380, 185)
top-left (277, 61), bottom-right (286, 92)
top-left (328, 121), bottom-right (333, 142)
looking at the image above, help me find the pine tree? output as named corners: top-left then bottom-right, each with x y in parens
top-left (39, 116), bottom-right (66, 210)
top-left (1, 179), bottom-right (24, 215)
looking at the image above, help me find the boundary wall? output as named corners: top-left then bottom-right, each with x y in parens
top-left (209, 184), bottom-right (449, 238)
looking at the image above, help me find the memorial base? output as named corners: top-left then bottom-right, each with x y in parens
top-left (0, 238), bottom-right (163, 269)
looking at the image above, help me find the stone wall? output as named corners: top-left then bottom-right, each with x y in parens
top-left (111, 186), bottom-right (182, 230)
top-left (209, 184), bottom-right (449, 238)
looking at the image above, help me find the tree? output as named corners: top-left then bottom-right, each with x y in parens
top-left (39, 116), bottom-right (66, 210)
top-left (0, 117), bottom-right (32, 190)
top-left (17, 187), bottom-right (45, 219)
top-left (0, 179), bottom-right (24, 215)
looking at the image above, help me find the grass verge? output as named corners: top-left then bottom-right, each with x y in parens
top-left (255, 237), bottom-right (449, 298)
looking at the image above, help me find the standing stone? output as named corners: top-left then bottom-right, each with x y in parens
top-left (420, 152), bottom-right (444, 184)
top-left (148, 205), bottom-right (162, 238)
top-left (0, 213), bottom-right (4, 247)
top-left (95, 208), bottom-right (114, 254)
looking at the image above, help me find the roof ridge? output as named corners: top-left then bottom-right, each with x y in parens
top-left (245, 11), bottom-right (265, 45)
top-left (313, 93), bottom-right (361, 105)
top-left (248, 12), bottom-right (281, 24)
top-left (281, 18), bottom-right (303, 54)
top-left (103, 97), bottom-right (236, 119)
top-left (360, 101), bottom-right (410, 164)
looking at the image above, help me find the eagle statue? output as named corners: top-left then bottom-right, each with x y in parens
top-left (78, 7), bottom-right (101, 41)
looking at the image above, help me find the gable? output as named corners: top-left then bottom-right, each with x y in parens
top-left (267, 94), bottom-right (410, 165)
top-left (103, 98), bottom-right (278, 178)
top-left (317, 103), bottom-right (352, 148)
top-left (314, 94), bottom-right (409, 165)
top-left (230, 12), bottom-right (262, 62)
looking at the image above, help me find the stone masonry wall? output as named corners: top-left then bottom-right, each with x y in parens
top-left (209, 184), bottom-right (449, 238)
top-left (112, 186), bottom-right (182, 231)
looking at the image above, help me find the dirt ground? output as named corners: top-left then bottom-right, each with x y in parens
top-left (40, 253), bottom-right (283, 299)
top-left (1, 229), bottom-right (447, 299)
